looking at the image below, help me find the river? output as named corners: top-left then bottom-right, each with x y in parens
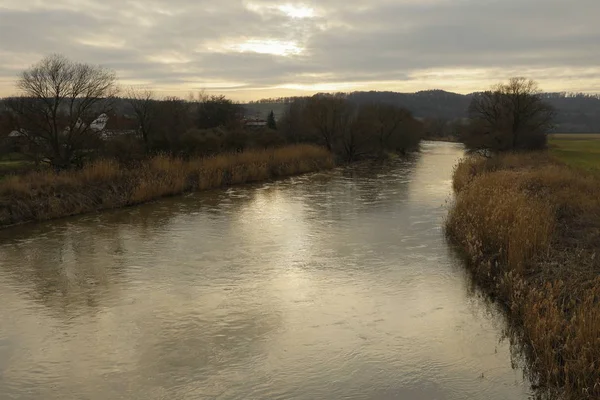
top-left (0, 142), bottom-right (532, 399)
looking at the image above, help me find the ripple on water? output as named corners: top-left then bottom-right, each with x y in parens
top-left (0, 142), bottom-right (532, 400)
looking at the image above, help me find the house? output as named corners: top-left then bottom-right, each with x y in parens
top-left (8, 130), bottom-right (25, 138)
top-left (98, 114), bottom-right (139, 139)
top-left (90, 114), bottom-right (109, 131)
top-left (5, 113), bottom-right (139, 141)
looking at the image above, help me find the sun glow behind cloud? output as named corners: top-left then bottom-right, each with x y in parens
top-left (245, 2), bottom-right (316, 19)
top-left (276, 82), bottom-right (360, 92)
top-left (233, 39), bottom-right (303, 56)
top-left (277, 4), bottom-right (315, 19)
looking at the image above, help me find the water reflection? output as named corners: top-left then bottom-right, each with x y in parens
top-left (0, 142), bottom-right (533, 399)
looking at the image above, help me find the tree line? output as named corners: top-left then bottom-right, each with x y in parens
top-left (0, 54), bottom-right (278, 169)
top-left (280, 94), bottom-right (423, 161)
top-left (252, 88), bottom-right (600, 134)
top-left (0, 55), bottom-right (425, 169)
top-left (0, 54), bottom-right (562, 170)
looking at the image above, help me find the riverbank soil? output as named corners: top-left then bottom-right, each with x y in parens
top-left (446, 152), bottom-right (600, 399)
top-left (0, 144), bottom-right (334, 228)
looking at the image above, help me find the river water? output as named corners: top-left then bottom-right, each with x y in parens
top-left (0, 142), bottom-right (531, 399)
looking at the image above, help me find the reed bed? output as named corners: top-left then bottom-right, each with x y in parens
top-left (446, 152), bottom-right (600, 398)
top-left (0, 144), bottom-right (334, 227)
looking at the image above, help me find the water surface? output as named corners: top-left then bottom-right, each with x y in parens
top-left (0, 142), bottom-right (531, 399)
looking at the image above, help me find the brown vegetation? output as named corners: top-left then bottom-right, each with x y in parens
top-left (0, 144), bottom-right (333, 228)
top-left (446, 153), bottom-right (600, 398)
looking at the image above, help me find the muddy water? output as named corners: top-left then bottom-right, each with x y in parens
top-left (0, 142), bottom-right (531, 399)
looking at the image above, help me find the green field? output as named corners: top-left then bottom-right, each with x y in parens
top-left (548, 133), bottom-right (600, 171)
top-left (0, 153), bottom-right (38, 177)
top-left (0, 160), bottom-right (35, 176)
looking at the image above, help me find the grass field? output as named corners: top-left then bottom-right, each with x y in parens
top-left (0, 153), bottom-right (37, 177)
top-left (548, 133), bottom-right (600, 171)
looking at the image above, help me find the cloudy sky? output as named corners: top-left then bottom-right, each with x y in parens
top-left (0, 0), bottom-right (599, 100)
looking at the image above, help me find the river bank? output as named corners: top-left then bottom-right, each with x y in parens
top-left (0, 144), bottom-right (334, 228)
top-left (446, 152), bottom-right (600, 399)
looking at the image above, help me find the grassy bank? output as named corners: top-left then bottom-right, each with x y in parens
top-left (0, 153), bottom-right (38, 178)
top-left (549, 133), bottom-right (600, 172)
top-left (0, 144), bottom-right (334, 228)
top-left (446, 152), bottom-right (600, 398)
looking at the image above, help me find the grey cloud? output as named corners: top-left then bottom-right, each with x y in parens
top-left (0, 0), bottom-right (599, 97)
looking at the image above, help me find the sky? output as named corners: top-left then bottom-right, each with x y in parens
top-left (0, 0), bottom-right (599, 101)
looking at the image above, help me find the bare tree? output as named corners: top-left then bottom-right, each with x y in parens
top-left (467, 77), bottom-right (555, 152)
top-left (340, 108), bottom-right (371, 161)
top-left (368, 103), bottom-right (413, 152)
top-left (152, 96), bottom-right (194, 151)
top-left (423, 117), bottom-right (449, 139)
top-left (126, 88), bottom-right (155, 151)
top-left (5, 54), bottom-right (118, 168)
top-left (305, 94), bottom-right (353, 152)
top-left (280, 98), bottom-right (311, 143)
top-left (281, 95), bottom-right (422, 160)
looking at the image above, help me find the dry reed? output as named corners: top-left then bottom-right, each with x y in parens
top-left (447, 152), bottom-right (600, 398)
top-left (0, 144), bottom-right (334, 227)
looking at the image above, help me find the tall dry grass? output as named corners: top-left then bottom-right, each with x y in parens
top-left (0, 144), bottom-right (334, 227)
top-left (447, 153), bottom-right (600, 398)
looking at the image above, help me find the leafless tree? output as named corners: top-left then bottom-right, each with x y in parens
top-left (305, 94), bottom-right (353, 152)
top-left (195, 93), bottom-right (244, 129)
top-left (152, 96), bottom-right (194, 150)
top-left (126, 88), bottom-right (155, 151)
top-left (5, 54), bottom-right (118, 168)
top-left (467, 77), bottom-right (555, 152)
top-left (423, 117), bottom-right (450, 139)
top-left (367, 103), bottom-right (413, 152)
top-left (281, 95), bottom-right (422, 161)
top-left (279, 98), bottom-right (312, 143)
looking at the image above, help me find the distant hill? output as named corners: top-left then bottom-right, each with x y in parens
top-left (345, 90), bottom-right (472, 120)
top-left (243, 90), bottom-right (600, 133)
top-left (540, 93), bottom-right (600, 133)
